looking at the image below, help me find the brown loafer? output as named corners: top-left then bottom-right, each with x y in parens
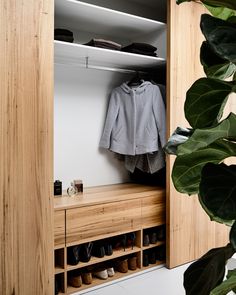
top-left (128, 256), bottom-right (137, 270)
top-left (68, 274), bottom-right (82, 288)
top-left (115, 259), bottom-right (128, 273)
top-left (81, 272), bottom-right (92, 285)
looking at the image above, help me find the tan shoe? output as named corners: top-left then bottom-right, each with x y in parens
top-left (81, 272), bottom-right (92, 285)
top-left (128, 256), bottom-right (137, 270)
top-left (68, 274), bottom-right (82, 288)
top-left (115, 259), bottom-right (128, 273)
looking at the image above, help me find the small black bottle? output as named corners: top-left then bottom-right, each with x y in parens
top-left (54, 180), bottom-right (62, 196)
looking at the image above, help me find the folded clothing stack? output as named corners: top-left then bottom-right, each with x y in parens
top-left (122, 42), bottom-right (157, 56)
top-left (84, 38), bottom-right (122, 51)
top-left (54, 28), bottom-right (74, 43)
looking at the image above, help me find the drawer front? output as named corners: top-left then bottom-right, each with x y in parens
top-left (141, 195), bottom-right (165, 228)
top-left (66, 199), bottom-right (142, 245)
top-left (54, 210), bottom-right (65, 248)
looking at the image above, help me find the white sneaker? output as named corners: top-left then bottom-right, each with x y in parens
top-left (93, 269), bottom-right (108, 280)
top-left (107, 267), bottom-right (115, 277)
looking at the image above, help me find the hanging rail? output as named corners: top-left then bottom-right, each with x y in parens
top-left (54, 56), bottom-right (150, 74)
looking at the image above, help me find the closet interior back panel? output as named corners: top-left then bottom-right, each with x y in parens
top-left (54, 0), bottom-right (167, 189)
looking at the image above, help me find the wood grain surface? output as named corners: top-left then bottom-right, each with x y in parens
top-left (0, 0), bottom-right (54, 293)
top-left (166, 0), bottom-right (229, 268)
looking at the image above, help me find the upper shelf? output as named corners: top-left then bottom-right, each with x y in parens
top-left (54, 40), bottom-right (166, 71)
top-left (55, 0), bottom-right (166, 39)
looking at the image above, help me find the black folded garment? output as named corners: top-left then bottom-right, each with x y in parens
top-left (84, 38), bottom-right (121, 51)
top-left (122, 42), bottom-right (157, 56)
top-left (54, 28), bottom-right (74, 43)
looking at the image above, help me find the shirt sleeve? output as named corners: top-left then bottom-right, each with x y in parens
top-left (99, 90), bottom-right (120, 149)
top-left (152, 85), bottom-right (166, 148)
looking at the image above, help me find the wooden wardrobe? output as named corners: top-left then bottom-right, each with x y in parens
top-left (0, 0), bottom-right (230, 294)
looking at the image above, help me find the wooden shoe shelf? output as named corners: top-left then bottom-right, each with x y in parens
top-left (54, 183), bottom-right (166, 294)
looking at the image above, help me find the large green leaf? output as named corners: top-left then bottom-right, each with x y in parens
top-left (202, 0), bottom-right (236, 9)
top-left (227, 269), bottom-right (236, 293)
top-left (230, 221), bottom-right (236, 250)
top-left (172, 139), bottom-right (236, 194)
top-left (201, 41), bottom-right (236, 79)
top-left (210, 268), bottom-right (236, 295)
top-left (199, 195), bottom-right (234, 226)
top-left (184, 78), bottom-right (233, 129)
top-left (184, 244), bottom-right (235, 295)
top-left (176, 0), bottom-right (236, 10)
top-left (201, 14), bottom-right (236, 63)
top-left (204, 4), bottom-right (236, 20)
top-left (164, 127), bottom-right (193, 155)
top-left (199, 163), bottom-right (236, 220)
top-left (178, 113), bottom-right (236, 155)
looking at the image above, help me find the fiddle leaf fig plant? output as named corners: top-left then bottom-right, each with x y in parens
top-left (165, 1), bottom-right (236, 294)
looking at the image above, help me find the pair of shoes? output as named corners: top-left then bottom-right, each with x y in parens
top-left (67, 242), bottom-right (93, 265)
top-left (143, 226), bottom-right (165, 246)
top-left (93, 267), bottom-right (115, 280)
top-left (93, 240), bottom-right (113, 258)
top-left (68, 271), bottom-right (82, 288)
top-left (113, 232), bottom-right (136, 251)
top-left (143, 232), bottom-right (157, 246)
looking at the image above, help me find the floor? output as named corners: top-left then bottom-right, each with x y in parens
top-left (77, 263), bottom-right (190, 295)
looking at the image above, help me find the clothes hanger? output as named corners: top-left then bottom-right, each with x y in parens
top-left (128, 71), bottom-right (143, 87)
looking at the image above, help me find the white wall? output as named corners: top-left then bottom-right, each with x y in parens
top-left (54, 64), bottom-right (132, 189)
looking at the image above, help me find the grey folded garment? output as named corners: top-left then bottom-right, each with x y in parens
top-left (84, 39), bottom-right (122, 50)
top-left (122, 43), bottom-right (157, 56)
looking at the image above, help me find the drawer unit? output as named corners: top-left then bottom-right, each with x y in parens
top-left (141, 195), bottom-right (165, 229)
top-left (66, 199), bottom-right (142, 245)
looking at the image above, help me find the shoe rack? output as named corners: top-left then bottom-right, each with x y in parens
top-left (54, 183), bottom-right (166, 294)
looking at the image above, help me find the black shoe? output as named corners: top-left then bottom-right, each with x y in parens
top-left (92, 241), bottom-right (105, 258)
top-left (149, 251), bottom-right (156, 264)
top-left (104, 243), bottom-right (113, 256)
top-left (143, 234), bottom-right (150, 247)
top-left (80, 242), bottom-right (93, 262)
top-left (157, 225), bottom-right (166, 241)
top-left (150, 232), bottom-right (157, 244)
top-left (156, 246), bottom-right (166, 261)
top-left (55, 278), bottom-right (59, 295)
top-left (67, 245), bottom-right (81, 265)
top-left (127, 232), bottom-right (136, 249)
top-left (143, 253), bottom-right (149, 267)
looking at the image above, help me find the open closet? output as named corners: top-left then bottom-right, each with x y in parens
top-left (54, 1), bottom-right (167, 293)
top-left (1, 1), bottom-right (230, 294)
top-left (53, 0), bottom-right (230, 294)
